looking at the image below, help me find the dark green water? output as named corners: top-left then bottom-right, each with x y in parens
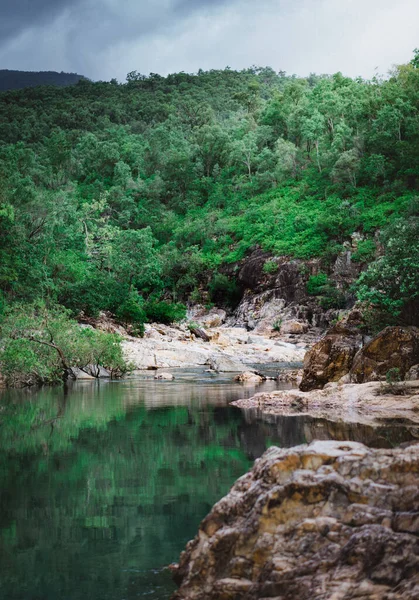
top-left (0, 370), bottom-right (418, 600)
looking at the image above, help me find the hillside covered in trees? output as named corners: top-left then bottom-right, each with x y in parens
top-left (0, 70), bottom-right (85, 92)
top-left (0, 55), bottom-right (418, 383)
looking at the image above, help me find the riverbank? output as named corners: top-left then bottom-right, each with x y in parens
top-left (232, 380), bottom-right (419, 427)
top-left (122, 323), bottom-right (307, 371)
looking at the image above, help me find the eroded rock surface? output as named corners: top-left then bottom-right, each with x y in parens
top-left (350, 326), bottom-right (419, 383)
top-left (300, 317), bottom-right (364, 391)
top-left (172, 441), bottom-right (419, 600)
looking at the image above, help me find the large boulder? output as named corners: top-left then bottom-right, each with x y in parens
top-left (299, 319), bottom-right (363, 391)
top-left (171, 441), bottom-right (419, 600)
top-left (280, 319), bottom-right (309, 335)
top-left (350, 326), bottom-right (419, 383)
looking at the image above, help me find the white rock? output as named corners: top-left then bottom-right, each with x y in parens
top-left (154, 372), bottom-right (174, 380)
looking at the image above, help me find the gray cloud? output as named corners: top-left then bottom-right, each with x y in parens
top-left (0, 0), bottom-right (418, 82)
top-left (0, 0), bottom-right (81, 40)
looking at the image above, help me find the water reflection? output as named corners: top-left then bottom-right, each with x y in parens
top-left (0, 372), bottom-right (418, 600)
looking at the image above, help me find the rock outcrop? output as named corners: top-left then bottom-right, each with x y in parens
top-left (172, 441), bottom-right (419, 600)
top-left (227, 248), bottom-right (364, 338)
top-left (231, 380), bottom-right (419, 427)
top-left (350, 326), bottom-right (419, 383)
top-left (299, 316), bottom-right (364, 391)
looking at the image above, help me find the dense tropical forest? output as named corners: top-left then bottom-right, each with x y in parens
top-left (0, 53), bottom-right (418, 384)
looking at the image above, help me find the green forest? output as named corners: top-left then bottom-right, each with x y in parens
top-left (1, 54), bottom-right (419, 384)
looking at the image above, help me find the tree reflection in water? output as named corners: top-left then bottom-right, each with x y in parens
top-left (0, 375), bottom-right (417, 599)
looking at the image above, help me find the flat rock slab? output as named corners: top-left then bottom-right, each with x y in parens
top-left (231, 380), bottom-right (419, 427)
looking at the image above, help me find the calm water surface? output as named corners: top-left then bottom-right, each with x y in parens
top-left (0, 368), bottom-right (418, 600)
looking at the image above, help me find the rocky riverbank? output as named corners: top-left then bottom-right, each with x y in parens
top-left (122, 323), bottom-right (306, 371)
top-left (171, 440), bottom-right (419, 600)
top-left (232, 380), bottom-right (419, 427)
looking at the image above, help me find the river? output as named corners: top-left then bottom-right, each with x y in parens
top-left (0, 369), bottom-right (418, 599)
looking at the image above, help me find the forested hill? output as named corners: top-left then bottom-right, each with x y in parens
top-left (0, 58), bottom-right (418, 336)
top-left (0, 70), bottom-right (85, 91)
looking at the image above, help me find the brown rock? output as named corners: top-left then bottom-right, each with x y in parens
top-left (171, 441), bottom-right (419, 600)
top-left (350, 326), bottom-right (419, 383)
top-left (234, 372), bottom-right (264, 383)
top-left (280, 319), bottom-right (309, 334)
top-left (299, 320), bottom-right (363, 391)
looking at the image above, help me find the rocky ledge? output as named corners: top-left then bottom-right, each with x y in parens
top-left (231, 380), bottom-right (419, 427)
top-left (171, 440), bottom-right (419, 600)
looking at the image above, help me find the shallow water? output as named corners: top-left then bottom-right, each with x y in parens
top-left (0, 369), bottom-right (418, 600)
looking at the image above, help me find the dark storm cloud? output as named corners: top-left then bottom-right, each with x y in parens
top-left (0, 0), bottom-right (80, 40)
top-left (0, 0), bottom-right (236, 42)
top-left (0, 0), bottom-right (244, 78)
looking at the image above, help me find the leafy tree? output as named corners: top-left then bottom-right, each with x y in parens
top-left (0, 303), bottom-right (127, 386)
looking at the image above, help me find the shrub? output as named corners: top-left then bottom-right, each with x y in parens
top-left (273, 318), bottom-right (282, 331)
top-left (351, 239), bottom-right (376, 263)
top-left (208, 273), bottom-right (242, 308)
top-left (263, 260), bottom-right (279, 274)
top-left (144, 300), bottom-right (186, 324)
top-left (307, 273), bottom-right (346, 309)
top-left (307, 272), bottom-right (329, 296)
top-left (115, 291), bottom-right (147, 336)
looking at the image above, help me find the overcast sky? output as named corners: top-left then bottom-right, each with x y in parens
top-left (0, 0), bottom-right (418, 81)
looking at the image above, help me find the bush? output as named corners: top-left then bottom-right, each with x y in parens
top-left (116, 291), bottom-right (146, 335)
top-left (208, 273), bottom-right (242, 308)
top-left (273, 318), bottom-right (282, 331)
top-left (144, 300), bottom-right (186, 324)
top-left (263, 260), bottom-right (279, 274)
top-left (306, 273), bottom-right (329, 295)
top-left (351, 239), bottom-right (376, 263)
top-left (307, 272), bottom-right (346, 309)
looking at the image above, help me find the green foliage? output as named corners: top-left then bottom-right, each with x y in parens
top-left (144, 299), bottom-right (186, 324)
top-left (0, 303), bottom-right (127, 386)
top-left (263, 260), bottom-right (279, 274)
top-left (356, 218), bottom-right (419, 324)
top-left (1, 55), bottom-right (419, 345)
top-left (307, 272), bottom-right (346, 309)
top-left (208, 273), bottom-right (241, 308)
top-left (351, 239), bottom-right (376, 263)
top-left (382, 367), bottom-right (406, 395)
top-left (307, 273), bottom-right (329, 296)
top-left (386, 367), bottom-right (402, 384)
top-left (272, 318), bottom-right (282, 332)
top-left (115, 290), bottom-right (146, 335)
